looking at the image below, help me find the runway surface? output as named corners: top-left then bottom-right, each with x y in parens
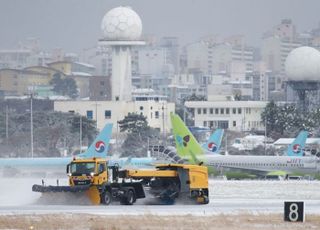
top-left (0, 177), bottom-right (319, 216)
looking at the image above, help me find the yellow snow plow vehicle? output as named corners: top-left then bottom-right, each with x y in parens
top-left (32, 157), bottom-right (209, 205)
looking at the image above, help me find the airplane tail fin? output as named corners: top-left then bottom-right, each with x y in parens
top-left (202, 129), bottom-right (224, 154)
top-left (287, 130), bottom-right (308, 157)
top-left (78, 123), bottom-right (113, 159)
top-left (170, 113), bottom-right (204, 164)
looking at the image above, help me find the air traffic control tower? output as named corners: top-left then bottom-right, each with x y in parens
top-left (99, 6), bottom-right (145, 102)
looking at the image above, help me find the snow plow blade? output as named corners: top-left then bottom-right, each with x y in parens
top-left (85, 186), bottom-right (101, 205)
top-left (32, 184), bottom-right (91, 193)
top-left (32, 184), bottom-right (101, 205)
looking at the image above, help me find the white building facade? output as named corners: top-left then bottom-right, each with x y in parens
top-left (185, 101), bottom-right (267, 132)
top-left (54, 98), bottom-right (175, 134)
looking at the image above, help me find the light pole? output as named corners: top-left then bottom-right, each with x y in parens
top-left (162, 102), bottom-right (167, 145)
top-left (79, 113), bottom-right (82, 152)
top-left (225, 131), bottom-right (228, 155)
top-left (95, 101), bottom-right (98, 128)
top-left (30, 93), bottom-right (34, 158)
top-left (264, 117), bottom-right (267, 155)
top-left (5, 104), bottom-right (9, 145)
top-left (92, 101), bottom-right (101, 129)
top-left (162, 105), bottom-right (165, 144)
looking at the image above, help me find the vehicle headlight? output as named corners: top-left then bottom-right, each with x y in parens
top-left (67, 173), bottom-right (72, 177)
top-left (90, 172), bottom-right (95, 177)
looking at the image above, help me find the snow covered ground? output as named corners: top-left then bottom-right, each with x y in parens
top-left (0, 177), bottom-right (319, 215)
top-left (0, 177), bottom-right (319, 229)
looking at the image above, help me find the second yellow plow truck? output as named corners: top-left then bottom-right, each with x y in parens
top-left (32, 157), bottom-right (209, 205)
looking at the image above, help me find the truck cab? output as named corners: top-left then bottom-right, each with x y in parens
top-left (65, 157), bottom-right (145, 205)
top-left (66, 158), bottom-right (108, 186)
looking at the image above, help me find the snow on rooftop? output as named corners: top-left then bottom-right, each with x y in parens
top-left (48, 95), bottom-right (70, 100)
top-left (132, 88), bottom-right (155, 94)
top-left (74, 62), bottom-right (95, 69)
top-left (244, 135), bottom-right (266, 140)
top-left (71, 72), bottom-right (92, 77)
top-left (229, 80), bottom-right (252, 84)
top-left (274, 138), bottom-right (320, 145)
top-left (168, 84), bottom-right (189, 89)
top-left (4, 95), bottom-right (29, 100)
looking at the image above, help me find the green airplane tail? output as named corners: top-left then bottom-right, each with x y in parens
top-left (170, 113), bottom-right (204, 164)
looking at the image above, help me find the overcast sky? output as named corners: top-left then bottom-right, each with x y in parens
top-left (0, 0), bottom-right (319, 52)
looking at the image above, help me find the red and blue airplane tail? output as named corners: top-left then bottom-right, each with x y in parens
top-left (78, 123), bottom-right (113, 159)
top-left (286, 131), bottom-right (308, 157)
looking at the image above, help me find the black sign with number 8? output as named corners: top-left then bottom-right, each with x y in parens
top-left (284, 201), bottom-right (304, 222)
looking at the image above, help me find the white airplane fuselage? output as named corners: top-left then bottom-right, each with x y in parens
top-left (199, 154), bottom-right (320, 174)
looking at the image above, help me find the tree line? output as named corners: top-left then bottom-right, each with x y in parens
top-left (261, 101), bottom-right (320, 139)
top-left (0, 111), bottom-right (96, 157)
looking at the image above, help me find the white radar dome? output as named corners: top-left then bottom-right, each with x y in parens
top-left (285, 46), bottom-right (320, 81)
top-left (101, 6), bottom-right (142, 40)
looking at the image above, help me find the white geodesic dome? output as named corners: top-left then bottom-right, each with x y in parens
top-left (101, 6), bottom-right (142, 40)
top-left (285, 46), bottom-right (320, 81)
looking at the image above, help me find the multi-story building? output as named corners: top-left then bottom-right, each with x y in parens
top-left (0, 60), bottom-right (95, 98)
top-left (186, 41), bottom-right (210, 74)
top-left (169, 73), bottom-right (208, 103)
top-left (185, 100), bottom-right (267, 132)
top-left (45, 61), bottom-right (95, 98)
top-left (0, 50), bottom-right (32, 69)
top-left (89, 76), bottom-right (111, 101)
top-left (160, 37), bottom-right (180, 74)
top-left (261, 19), bottom-right (301, 75)
top-left (251, 62), bottom-right (277, 101)
top-left (0, 68), bottom-right (52, 96)
top-left (54, 93), bottom-right (175, 133)
top-left (134, 46), bottom-right (174, 97)
top-left (83, 45), bottom-right (112, 76)
top-left (207, 84), bottom-right (233, 101)
top-left (186, 36), bottom-right (254, 75)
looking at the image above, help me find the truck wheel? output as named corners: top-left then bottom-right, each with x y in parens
top-left (101, 191), bottom-right (112, 205)
top-left (121, 190), bottom-right (135, 205)
top-left (126, 190), bottom-right (135, 205)
top-left (202, 195), bottom-right (209, 204)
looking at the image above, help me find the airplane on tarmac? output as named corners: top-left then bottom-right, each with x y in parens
top-left (0, 123), bottom-right (113, 175)
top-left (102, 124), bottom-right (224, 169)
top-left (108, 126), bottom-right (225, 168)
top-left (0, 119), bottom-right (225, 175)
top-left (170, 113), bottom-right (320, 175)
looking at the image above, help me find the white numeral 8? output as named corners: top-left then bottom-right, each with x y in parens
top-left (289, 203), bottom-right (299, 221)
